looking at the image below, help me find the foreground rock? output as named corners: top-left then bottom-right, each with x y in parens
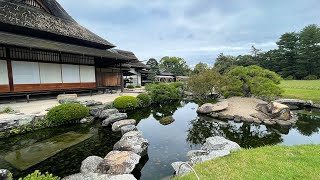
top-left (268, 102), bottom-right (291, 120)
top-left (102, 113), bottom-right (128, 126)
top-left (112, 119), bottom-right (136, 132)
top-left (0, 115), bottom-right (36, 132)
top-left (80, 156), bottom-right (104, 173)
top-left (0, 169), bottom-right (11, 180)
top-left (100, 109), bottom-right (119, 119)
top-left (98, 151), bottom-right (141, 175)
top-left (89, 105), bottom-right (105, 118)
top-left (171, 136), bottom-right (240, 176)
top-left (113, 131), bottom-right (149, 156)
top-left (120, 125), bottom-right (138, 135)
top-left (63, 173), bottom-right (136, 180)
top-left (197, 101), bottom-right (229, 114)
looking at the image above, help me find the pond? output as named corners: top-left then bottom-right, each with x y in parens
top-left (0, 101), bottom-right (320, 179)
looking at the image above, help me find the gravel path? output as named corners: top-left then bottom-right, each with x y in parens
top-left (221, 97), bottom-right (266, 118)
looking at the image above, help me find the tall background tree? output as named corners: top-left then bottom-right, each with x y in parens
top-left (193, 62), bottom-right (209, 74)
top-left (159, 56), bottom-right (190, 76)
top-left (146, 58), bottom-right (160, 81)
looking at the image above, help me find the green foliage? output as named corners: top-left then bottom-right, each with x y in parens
top-left (113, 96), bottom-right (138, 110)
top-left (284, 75), bottom-right (294, 80)
top-left (45, 104), bottom-right (89, 126)
top-left (223, 65), bottom-right (283, 99)
top-left (170, 82), bottom-right (184, 89)
top-left (127, 85), bottom-right (135, 89)
top-left (159, 56), bottom-right (190, 76)
top-left (146, 83), bottom-right (181, 104)
top-left (135, 85), bottom-right (141, 88)
top-left (214, 53), bottom-right (236, 74)
top-left (0, 106), bottom-right (15, 114)
top-left (18, 170), bottom-right (60, 180)
top-left (187, 70), bottom-right (222, 101)
top-left (193, 62), bottom-right (209, 74)
top-left (137, 93), bottom-right (151, 107)
top-left (303, 75), bottom-right (318, 80)
top-left (146, 58), bottom-right (160, 81)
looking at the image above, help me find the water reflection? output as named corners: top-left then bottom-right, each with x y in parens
top-left (296, 113), bottom-right (320, 136)
top-left (187, 116), bottom-right (283, 148)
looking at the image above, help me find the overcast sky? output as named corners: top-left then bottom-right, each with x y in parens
top-left (57, 0), bottom-right (320, 67)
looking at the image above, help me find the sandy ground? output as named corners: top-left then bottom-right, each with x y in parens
top-left (221, 97), bottom-right (266, 118)
top-left (0, 90), bottom-right (142, 119)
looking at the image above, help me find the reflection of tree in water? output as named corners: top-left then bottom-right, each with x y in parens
top-left (151, 101), bottom-right (182, 121)
top-left (187, 116), bottom-right (283, 148)
top-left (295, 113), bottom-right (320, 136)
top-left (128, 107), bottom-right (152, 123)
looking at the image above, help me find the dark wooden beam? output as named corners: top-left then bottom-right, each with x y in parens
top-left (6, 47), bottom-right (14, 92)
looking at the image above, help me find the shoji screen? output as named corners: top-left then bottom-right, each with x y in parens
top-left (80, 65), bottom-right (95, 83)
top-left (39, 63), bottom-right (62, 83)
top-left (12, 61), bottom-right (40, 84)
top-left (0, 60), bottom-right (8, 85)
top-left (61, 64), bottom-right (80, 83)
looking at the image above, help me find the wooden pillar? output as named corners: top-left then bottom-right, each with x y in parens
top-left (6, 47), bottom-right (14, 92)
top-left (120, 60), bottom-right (124, 92)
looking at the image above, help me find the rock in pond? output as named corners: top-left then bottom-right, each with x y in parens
top-left (113, 132), bottom-right (149, 156)
top-left (269, 102), bottom-right (291, 120)
top-left (63, 173), bottom-right (136, 180)
top-left (81, 100), bottom-right (103, 107)
top-left (120, 125), bottom-right (138, 135)
top-left (80, 156), bottom-right (104, 173)
top-left (112, 119), bottom-right (136, 132)
top-left (99, 109), bottom-right (119, 119)
top-left (197, 101), bottom-right (228, 114)
top-left (201, 136), bottom-right (241, 153)
top-left (97, 151), bottom-right (141, 175)
top-left (159, 116), bottom-right (175, 125)
top-left (80, 116), bottom-right (95, 124)
top-left (171, 162), bottom-right (192, 176)
top-left (102, 113), bottom-right (128, 126)
top-left (89, 106), bottom-right (105, 118)
top-left (0, 169), bottom-right (12, 180)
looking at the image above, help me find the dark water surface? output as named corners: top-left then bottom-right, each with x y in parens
top-left (0, 102), bottom-right (320, 179)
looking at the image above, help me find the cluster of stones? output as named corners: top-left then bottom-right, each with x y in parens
top-left (64, 107), bottom-right (149, 180)
top-left (171, 136), bottom-right (241, 176)
top-left (197, 100), bottom-right (298, 126)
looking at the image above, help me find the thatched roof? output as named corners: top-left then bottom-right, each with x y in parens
top-left (114, 49), bottom-right (139, 60)
top-left (0, 31), bottom-right (130, 60)
top-left (114, 49), bottom-right (149, 69)
top-left (0, 0), bottom-right (115, 48)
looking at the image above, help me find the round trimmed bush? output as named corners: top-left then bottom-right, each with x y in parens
top-left (304, 75), bottom-right (317, 80)
top-left (127, 85), bottom-right (135, 89)
top-left (46, 104), bottom-right (89, 126)
top-left (113, 96), bottom-right (138, 110)
top-left (137, 93), bottom-right (151, 107)
top-left (147, 83), bottom-right (181, 104)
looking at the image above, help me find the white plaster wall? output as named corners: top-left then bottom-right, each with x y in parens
top-left (39, 63), bottom-right (62, 83)
top-left (0, 60), bottom-right (9, 85)
top-left (80, 65), bottom-right (95, 82)
top-left (62, 64), bottom-right (80, 83)
top-left (12, 61), bottom-right (40, 84)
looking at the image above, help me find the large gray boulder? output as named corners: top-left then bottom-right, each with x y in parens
top-left (89, 105), bottom-right (105, 118)
top-left (0, 115), bottom-right (35, 132)
top-left (120, 125), bottom-right (138, 135)
top-left (80, 156), bottom-right (104, 173)
top-left (57, 94), bottom-right (79, 104)
top-left (97, 151), bottom-right (141, 175)
top-left (99, 109), bottom-right (119, 119)
top-left (0, 169), bottom-right (11, 180)
top-left (269, 102), bottom-right (291, 120)
top-left (112, 119), bottom-right (136, 132)
top-left (197, 101), bottom-right (228, 114)
top-left (113, 132), bottom-right (149, 156)
top-left (63, 173), bottom-right (136, 180)
top-left (190, 150), bottom-right (230, 165)
top-left (201, 136), bottom-right (241, 153)
top-left (81, 100), bottom-right (103, 107)
top-left (102, 113), bottom-right (128, 126)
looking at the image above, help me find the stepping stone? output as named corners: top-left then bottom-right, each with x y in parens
top-left (120, 125), bottom-right (137, 135)
top-left (113, 133), bottom-right (149, 156)
top-left (102, 113), bottom-right (127, 126)
top-left (112, 119), bottom-right (136, 132)
top-left (80, 156), bottom-right (103, 173)
top-left (99, 109), bottom-right (119, 119)
top-left (62, 173), bottom-right (136, 180)
top-left (97, 151), bottom-right (140, 175)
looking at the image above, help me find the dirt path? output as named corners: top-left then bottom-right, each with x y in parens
top-left (221, 97), bottom-right (266, 118)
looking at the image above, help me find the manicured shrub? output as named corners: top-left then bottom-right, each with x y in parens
top-left (146, 83), bottom-right (181, 104)
top-left (137, 93), bottom-right (151, 107)
top-left (304, 75), bottom-right (318, 80)
top-left (135, 85), bottom-right (141, 88)
top-left (170, 82), bottom-right (184, 89)
top-left (18, 170), bottom-right (60, 180)
top-left (113, 96), bottom-right (138, 110)
top-left (45, 104), bottom-right (89, 126)
top-left (127, 85), bottom-right (135, 89)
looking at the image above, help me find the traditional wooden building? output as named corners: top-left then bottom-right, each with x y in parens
top-left (0, 0), bottom-right (131, 96)
top-left (115, 50), bottom-right (150, 87)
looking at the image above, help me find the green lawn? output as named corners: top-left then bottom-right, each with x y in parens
top-left (280, 80), bottom-right (320, 102)
top-left (174, 145), bottom-right (320, 180)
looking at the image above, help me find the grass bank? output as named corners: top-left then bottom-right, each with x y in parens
top-left (280, 80), bottom-right (320, 102)
top-left (174, 145), bottom-right (320, 180)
